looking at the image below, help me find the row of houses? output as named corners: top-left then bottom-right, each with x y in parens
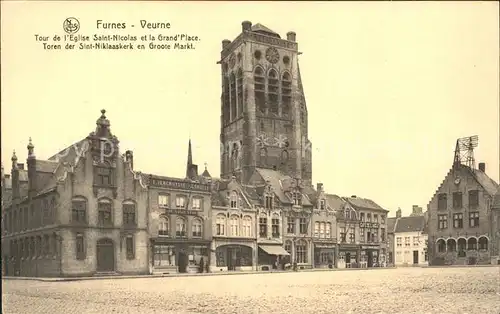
top-left (1, 110), bottom-right (390, 277)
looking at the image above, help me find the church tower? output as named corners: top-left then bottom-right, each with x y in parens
top-left (218, 21), bottom-right (312, 184)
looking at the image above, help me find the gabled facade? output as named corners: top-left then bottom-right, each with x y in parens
top-left (310, 184), bottom-right (337, 268)
top-left (1, 110), bottom-right (149, 277)
top-left (335, 195), bottom-right (389, 268)
top-left (427, 162), bottom-right (498, 265)
top-left (146, 141), bottom-right (213, 274)
top-left (386, 215), bottom-right (398, 266)
top-left (210, 177), bottom-right (257, 272)
top-left (392, 209), bottom-right (428, 266)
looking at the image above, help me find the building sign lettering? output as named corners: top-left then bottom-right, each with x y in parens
top-left (150, 178), bottom-right (210, 192)
top-left (166, 209), bottom-right (200, 216)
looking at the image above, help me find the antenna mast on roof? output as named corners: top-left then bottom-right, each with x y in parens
top-left (453, 135), bottom-right (478, 170)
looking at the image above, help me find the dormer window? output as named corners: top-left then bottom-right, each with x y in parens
top-left (319, 199), bottom-right (326, 210)
top-left (292, 191), bottom-right (302, 205)
top-left (230, 191), bottom-right (238, 209)
top-left (265, 195), bottom-right (273, 209)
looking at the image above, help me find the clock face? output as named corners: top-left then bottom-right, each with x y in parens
top-left (228, 53), bottom-right (236, 69)
top-left (454, 178), bottom-right (461, 185)
top-left (265, 47), bottom-right (280, 64)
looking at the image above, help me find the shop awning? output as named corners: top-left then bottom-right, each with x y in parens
top-left (259, 245), bottom-right (290, 256)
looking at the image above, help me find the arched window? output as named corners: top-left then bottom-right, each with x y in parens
top-left (192, 218), bottom-right (203, 237)
top-left (326, 222), bottom-right (331, 238)
top-left (158, 217), bottom-right (169, 237)
top-left (254, 67), bottom-right (266, 113)
top-left (320, 222), bottom-right (325, 238)
top-left (259, 212), bottom-right (268, 238)
top-left (478, 237), bottom-right (488, 250)
top-left (242, 216), bottom-right (252, 237)
top-left (447, 239), bottom-right (456, 252)
top-left (437, 239), bottom-right (446, 252)
top-left (237, 68), bottom-right (243, 117)
top-left (281, 72), bottom-right (291, 117)
top-left (230, 73), bottom-right (237, 120)
top-left (314, 222), bottom-right (320, 237)
top-left (467, 237), bottom-right (477, 250)
top-left (122, 201), bottom-right (136, 228)
top-left (230, 191), bottom-right (238, 209)
top-left (271, 213), bottom-right (280, 238)
top-left (72, 196), bottom-right (87, 224)
top-left (268, 69), bottom-right (279, 114)
top-left (296, 239), bottom-right (307, 263)
top-left (230, 215), bottom-right (240, 236)
top-left (97, 198), bottom-right (112, 226)
top-left (216, 214), bottom-right (226, 236)
top-left (281, 150), bottom-right (289, 162)
top-left (176, 217), bottom-right (187, 237)
top-left (223, 77), bottom-right (230, 125)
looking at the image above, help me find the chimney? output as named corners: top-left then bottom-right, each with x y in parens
top-left (316, 183), bottom-right (323, 192)
top-left (286, 31), bottom-right (296, 42)
top-left (222, 39), bottom-right (231, 50)
top-left (242, 20), bottom-right (252, 32)
top-left (478, 162), bottom-right (485, 172)
top-left (125, 150), bottom-right (134, 169)
top-left (351, 195), bottom-right (357, 198)
top-left (396, 208), bottom-right (402, 218)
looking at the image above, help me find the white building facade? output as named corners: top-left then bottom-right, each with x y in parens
top-left (393, 216), bottom-right (428, 266)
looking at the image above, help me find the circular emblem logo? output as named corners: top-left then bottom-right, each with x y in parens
top-left (63, 17), bottom-right (80, 34)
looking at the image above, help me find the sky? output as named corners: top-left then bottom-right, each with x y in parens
top-left (1, 1), bottom-right (499, 217)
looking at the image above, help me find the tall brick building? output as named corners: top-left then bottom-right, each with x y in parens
top-left (1, 110), bottom-right (149, 277)
top-left (427, 161), bottom-right (498, 265)
top-left (218, 21), bottom-right (312, 185)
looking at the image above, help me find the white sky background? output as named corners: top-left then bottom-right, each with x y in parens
top-left (1, 1), bottom-right (499, 216)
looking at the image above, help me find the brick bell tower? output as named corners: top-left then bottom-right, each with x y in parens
top-left (218, 21), bottom-right (312, 185)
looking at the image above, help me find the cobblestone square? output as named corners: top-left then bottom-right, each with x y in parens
top-left (2, 267), bottom-right (500, 314)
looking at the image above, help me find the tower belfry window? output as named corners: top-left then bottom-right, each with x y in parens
top-left (237, 69), bottom-right (243, 117)
top-left (254, 67), bottom-right (265, 113)
top-left (281, 72), bottom-right (291, 117)
top-left (230, 73), bottom-right (237, 120)
top-left (223, 77), bottom-right (230, 125)
top-left (268, 69), bottom-right (279, 115)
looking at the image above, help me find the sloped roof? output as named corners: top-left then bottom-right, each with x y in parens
top-left (493, 186), bottom-right (500, 209)
top-left (251, 23), bottom-right (281, 38)
top-left (394, 216), bottom-right (425, 233)
top-left (387, 217), bottom-right (398, 233)
top-left (254, 168), bottom-right (312, 206)
top-left (345, 196), bottom-right (386, 211)
top-left (325, 194), bottom-right (345, 211)
top-left (472, 168), bottom-right (498, 196)
top-left (36, 160), bottom-right (59, 173)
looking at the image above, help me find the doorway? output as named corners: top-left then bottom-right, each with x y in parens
top-left (227, 247), bottom-right (235, 271)
top-left (345, 252), bottom-right (351, 267)
top-left (177, 251), bottom-right (188, 273)
top-left (96, 238), bottom-right (115, 272)
top-left (367, 251), bottom-right (373, 268)
top-left (388, 252), bottom-right (393, 264)
top-left (413, 250), bottom-right (419, 264)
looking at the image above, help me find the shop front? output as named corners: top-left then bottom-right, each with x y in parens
top-left (338, 244), bottom-right (360, 268)
top-left (313, 242), bottom-right (336, 268)
top-left (151, 238), bottom-right (211, 274)
top-left (361, 244), bottom-right (380, 268)
top-left (258, 244), bottom-right (290, 271)
top-left (211, 238), bottom-right (257, 272)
